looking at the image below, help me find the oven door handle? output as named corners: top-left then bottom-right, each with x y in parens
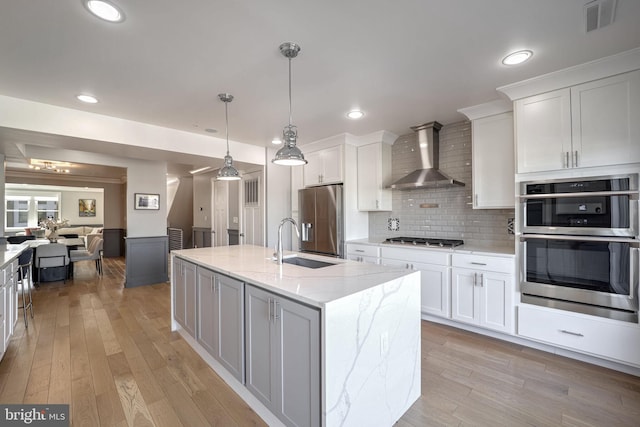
top-left (631, 248), bottom-right (639, 303)
top-left (518, 190), bottom-right (639, 200)
top-left (520, 234), bottom-right (640, 246)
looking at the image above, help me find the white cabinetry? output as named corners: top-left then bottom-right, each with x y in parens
top-left (0, 277), bottom-right (6, 358)
top-left (245, 284), bottom-right (320, 427)
top-left (345, 243), bottom-right (380, 264)
top-left (173, 257), bottom-right (197, 337)
top-left (303, 145), bottom-right (343, 186)
top-left (357, 142), bottom-right (392, 211)
top-left (519, 304), bottom-right (640, 366)
top-left (381, 247), bottom-right (451, 318)
top-left (451, 253), bottom-right (515, 334)
top-left (471, 112), bottom-right (515, 208)
top-left (197, 268), bottom-right (245, 382)
top-left (515, 70), bottom-right (640, 173)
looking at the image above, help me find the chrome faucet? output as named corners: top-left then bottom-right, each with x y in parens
top-left (275, 217), bottom-right (300, 264)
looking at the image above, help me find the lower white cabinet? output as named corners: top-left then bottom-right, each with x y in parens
top-left (345, 243), bottom-right (380, 264)
top-left (245, 284), bottom-right (320, 427)
top-left (381, 247), bottom-right (451, 318)
top-left (197, 267), bottom-right (245, 383)
top-left (1, 281), bottom-right (6, 358)
top-left (518, 304), bottom-right (640, 366)
top-left (173, 257), bottom-right (197, 337)
top-left (451, 254), bottom-right (515, 334)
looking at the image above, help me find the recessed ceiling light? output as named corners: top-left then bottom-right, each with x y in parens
top-left (204, 128), bottom-right (217, 133)
top-left (84, 0), bottom-right (125, 23)
top-left (76, 94), bottom-right (98, 104)
top-left (272, 138), bottom-right (282, 145)
top-left (502, 50), bottom-right (533, 66)
top-left (346, 110), bottom-right (365, 119)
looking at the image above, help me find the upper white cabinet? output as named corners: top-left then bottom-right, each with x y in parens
top-left (472, 112), bottom-right (515, 208)
top-left (357, 142), bottom-right (392, 211)
top-left (303, 145), bottom-right (343, 186)
top-left (514, 70), bottom-right (640, 173)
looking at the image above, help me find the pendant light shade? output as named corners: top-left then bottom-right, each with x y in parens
top-left (217, 93), bottom-right (241, 181)
top-left (272, 42), bottom-right (307, 166)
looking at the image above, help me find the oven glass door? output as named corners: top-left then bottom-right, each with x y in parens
top-left (526, 238), bottom-right (630, 295)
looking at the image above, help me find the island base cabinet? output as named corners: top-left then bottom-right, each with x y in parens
top-left (245, 284), bottom-right (320, 427)
top-left (197, 268), bottom-right (245, 383)
top-left (173, 257), bottom-right (197, 337)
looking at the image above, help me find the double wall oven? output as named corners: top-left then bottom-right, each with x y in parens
top-left (519, 174), bottom-right (639, 322)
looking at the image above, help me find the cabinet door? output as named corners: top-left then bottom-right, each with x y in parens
top-left (197, 267), bottom-right (216, 355)
top-left (571, 70), bottom-right (640, 168)
top-left (472, 112), bottom-right (515, 209)
top-left (276, 295), bottom-right (320, 427)
top-left (1, 285), bottom-right (6, 355)
top-left (216, 274), bottom-right (244, 383)
top-left (414, 262), bottom-right (451, 318)
top-left (173, 260), bottom-right (186, 327)
top-left (183, 262), bottom-right (197, 337)
top-left (320, 145), bottom-right (343, 184)
top-left (357, 143), bottom-right (392, 211)
top-left (245, 285), bottom-right (278, 409)
top-left (303, 151), bottom-right (323, 186)
top-left (478, 271), bottom-right (513, 333)
top-left (451, 268), bottom-right (478, 325)
top-left (515, 89), bottom-right (571, 173)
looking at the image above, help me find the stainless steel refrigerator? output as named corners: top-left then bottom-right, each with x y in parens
top-left (298, 184), bottom-right (344, 258)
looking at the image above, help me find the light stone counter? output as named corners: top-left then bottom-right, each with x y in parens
top-left (171, 245), bottom-right (421, 427)
top-left (348, 237), bottom-right (515, 256)
top-left (172, 244), bottom-right (421, 307)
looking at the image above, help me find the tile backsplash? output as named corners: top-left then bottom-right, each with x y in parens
top-left (369, 120), bottom-right (515, 246)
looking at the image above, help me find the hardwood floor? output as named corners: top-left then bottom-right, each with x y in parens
top-left (1, 257), bottom-right (639, 426)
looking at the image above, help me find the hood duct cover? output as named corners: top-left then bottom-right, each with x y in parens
top-left (388, 121), bottom-right (465, 190)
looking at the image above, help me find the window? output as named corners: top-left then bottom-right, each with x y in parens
top-left (36, 197), bottom-right (59, 222)
top-left (5, 192), bottom-right (61, 231)
top-left (6, 197), bottom-right (30, 228)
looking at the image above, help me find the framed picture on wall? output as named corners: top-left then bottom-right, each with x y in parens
top-left (79, 199), bottom-right (96, 217)
top-left (134, 193), bottom-right (160, 210)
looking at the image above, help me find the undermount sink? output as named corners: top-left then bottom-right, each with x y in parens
top-left (282, 257), bottom-right (335, 269)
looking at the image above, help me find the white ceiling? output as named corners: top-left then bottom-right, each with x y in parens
top-left (0, 0), bottom-right (639, 177)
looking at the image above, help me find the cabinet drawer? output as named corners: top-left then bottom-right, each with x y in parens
top-left (518, 304), bottom-right (640, 366)
top-left (381, 247), bottom-right (450, 265)
top-left (452, 253), bottom-right (513, 273)
top-left (346, 244), bottom-right (379, 258)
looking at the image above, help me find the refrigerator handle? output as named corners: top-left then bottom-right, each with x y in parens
top-left (301, 223), bottom-right (313, 242)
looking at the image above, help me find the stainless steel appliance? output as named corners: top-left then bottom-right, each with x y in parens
top-left (519, 174), bottom-right (640, 322)
top-left (299, 184), bottom-right (344, 257)
top-left (383, 236), bottom-right (464, 248)
top-left (520, 175), bottom-right (638, 237)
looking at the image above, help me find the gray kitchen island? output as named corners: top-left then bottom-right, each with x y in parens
top-left (170, 244), bottom-right (421, 427)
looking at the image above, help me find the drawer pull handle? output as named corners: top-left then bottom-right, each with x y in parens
top-left (559, 329), bottom-right (584, 337)
top-left (355, 249), bottom-right (365, 253)
top-left (471, 262), bottom-right (487, 266)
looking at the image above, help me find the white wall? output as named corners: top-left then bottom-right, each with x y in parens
top-left (126, 160), bottom-right (168, 237)
top-left (265, 147), bottom-right (293, 250)
top-left (61, 189), bottom-right (104, 225)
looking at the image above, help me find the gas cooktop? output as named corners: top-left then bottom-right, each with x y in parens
top-left (382, 236), bottom-right (464, 248)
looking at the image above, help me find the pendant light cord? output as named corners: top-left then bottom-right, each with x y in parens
top-left (225, 100), bottom-right (230, 156)
top-left (288, 57), bottom-right (293, 127)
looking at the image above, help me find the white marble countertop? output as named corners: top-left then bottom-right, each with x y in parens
top-left (347, 238), bottom-right (516, 257)
top-left (0, 242), bottom-right (29, 269)
top-left (172, 245), bottom-right (416, 308)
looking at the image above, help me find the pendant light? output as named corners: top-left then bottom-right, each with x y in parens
top-left (217, 93), bottom-right (241, 181)
top-left (272, 42), bottom-right (307, 166)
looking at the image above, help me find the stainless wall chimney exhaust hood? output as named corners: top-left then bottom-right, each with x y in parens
top-left (388, 121), bottom-right (465, 190)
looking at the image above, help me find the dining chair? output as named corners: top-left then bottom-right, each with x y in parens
top-left (34, 243), bottom-right (69, 283)
top-left (70, 238), bottom-right (104, 276)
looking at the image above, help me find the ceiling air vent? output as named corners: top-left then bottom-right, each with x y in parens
top-left (584, 0), bottom-right (617, 32)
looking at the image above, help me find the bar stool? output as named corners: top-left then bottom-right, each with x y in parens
top-left (16, 248), bottom-right (34, 328)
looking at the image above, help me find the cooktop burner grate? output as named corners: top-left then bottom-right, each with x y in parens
top-left (383, 236), bottom-right (464, 248)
